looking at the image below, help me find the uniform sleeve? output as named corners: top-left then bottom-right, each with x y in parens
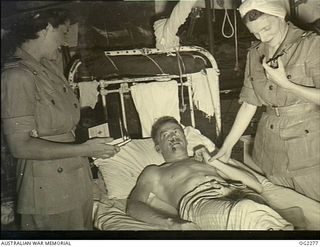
top-left (305, 34), bottom-right (320, 88)
top-left (239, 51), bottom-right (263, 106)
top-left (1, 68), bottom-right (37, 135)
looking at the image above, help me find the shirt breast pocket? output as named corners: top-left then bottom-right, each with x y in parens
top-left (286, 64), bottom-right (313, 87)
top-left (36, 89), bottom-right (79, 135)
top-left (280, 116), bottom-right (320, 171)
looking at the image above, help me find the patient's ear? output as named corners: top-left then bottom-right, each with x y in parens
top-left (155, 145), bottom-right (161, 153)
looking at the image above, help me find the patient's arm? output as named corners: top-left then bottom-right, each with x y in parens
top-left (126, 165), bottom-right (199, 230)
top-left (201, 150), bottom-right (262, 193)
top-left (228, 159), bottom-right (320, 230)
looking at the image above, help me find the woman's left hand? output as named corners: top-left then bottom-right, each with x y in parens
top-left (262, 57), bottom-right (293, 89)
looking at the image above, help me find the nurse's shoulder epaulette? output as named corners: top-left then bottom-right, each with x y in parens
top-left (2, 56), bottom-right (22, 70)
top-left (248, 40), bottom-right (261, 51)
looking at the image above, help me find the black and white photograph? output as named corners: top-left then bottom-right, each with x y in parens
top-left (1, 0), bottom-right (319, 242)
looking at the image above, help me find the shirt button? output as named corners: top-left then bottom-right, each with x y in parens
top-left (270, 124), bottom-right (274, 129)
top-left (32, 71), bottom-right (38, 75)
top-left (74, 103), bottom-right (78, 108)
top-left (305, 130), bottom-right (309, 134)
top-left (51, 99), bottom-right (55, 105)
top-left (250, 77), bottom-right (254, 82)
top-left (63, 87), bottom-right (67, 93)
top-left (287, 75), bottom-right (291, 79)
top-left (269, 85), bottom-right (273, 90)
top-left (57, 167), bottom-right (63, 173)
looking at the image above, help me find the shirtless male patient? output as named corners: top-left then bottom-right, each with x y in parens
top-left (126, 116), bottom-right (292, 230)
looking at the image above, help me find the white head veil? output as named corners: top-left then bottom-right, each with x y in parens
top-left (239, 0), bottom-right (287, 19)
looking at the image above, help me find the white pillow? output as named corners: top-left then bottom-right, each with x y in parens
top-left (94, 126), bottom-right (215, 199)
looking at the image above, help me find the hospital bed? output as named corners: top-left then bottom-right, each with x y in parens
top-left (68, 46), bottom-right (320, 231)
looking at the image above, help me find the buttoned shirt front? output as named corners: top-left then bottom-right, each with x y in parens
top-left (238, 22), bottom-right (320, 177)
top-left (1, 48), bottom-right (92, 214)
top-left (240, 22), bottom-right (320, 107)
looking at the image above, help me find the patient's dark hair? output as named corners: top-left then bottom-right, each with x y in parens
top-left (151, 116), bottom-right (183, 145)
top-left (243, 9), bottom-right (265, 24)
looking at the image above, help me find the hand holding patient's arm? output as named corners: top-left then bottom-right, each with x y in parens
top-left (201, 150), bottom-right (262, 193)
top-left (211, 102), bottom-right (257, 162)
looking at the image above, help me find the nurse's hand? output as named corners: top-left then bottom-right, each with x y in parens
top-left (194, 146), bottom-right (208, 162)
top-left (262, 57), bottom-right (293, 89)
top-left (83, 137), bottom-right (120, 159)
top-left (209, 145), bottom-right (232, 163)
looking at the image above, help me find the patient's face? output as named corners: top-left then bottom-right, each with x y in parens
top-left (155, 122), bottom-right (187, 158)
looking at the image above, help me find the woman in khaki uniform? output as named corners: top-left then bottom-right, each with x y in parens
top-left (1, 9), bottom-right (120, 230)
top-left (212, 0), bottom-right (320, 201)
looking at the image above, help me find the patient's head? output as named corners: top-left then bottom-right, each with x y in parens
top-left (151, 116), bottom-right (188, 162)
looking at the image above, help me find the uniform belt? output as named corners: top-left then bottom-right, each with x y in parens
top-left (40, 131), bottom-right (75, 142)
top-left (266, 103), bottom-right (320, 117)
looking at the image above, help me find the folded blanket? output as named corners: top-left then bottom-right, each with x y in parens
top-left (179, 180), bottom-right (293, 230)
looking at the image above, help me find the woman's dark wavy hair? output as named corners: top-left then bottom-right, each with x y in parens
top-left (1, 8), bottom-right (72, 61)
top-left (151, 116), bottom-right (183, 145)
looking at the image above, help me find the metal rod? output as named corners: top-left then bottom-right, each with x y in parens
top-left (187, 78), bottom-right (195, 127)
top-left (205, 0), bottom-right (215, 55)
top-left (99, 82), bottom-right (191, 96)
top-left (119, 92), bottom-right (128, 133)
top-left (101, 95), bottom-right (108, 120)
top-left (234, 9), bottom-right (239, 72)
top-left (98, 75), bottom-right (186, 86)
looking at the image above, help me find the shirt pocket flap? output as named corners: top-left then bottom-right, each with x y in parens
top-left (280, 119), bottom-right (319, 140)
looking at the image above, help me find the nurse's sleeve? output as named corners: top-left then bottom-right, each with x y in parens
top-left (1, 68), bottom-right (37, 135)
top-left (239, 51), bottom-right (263, 106)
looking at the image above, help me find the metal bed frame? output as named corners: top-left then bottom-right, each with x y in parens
top-left (68, 46), bottom-right (221, 138)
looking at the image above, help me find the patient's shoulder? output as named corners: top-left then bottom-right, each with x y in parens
top-left (144, 164), bottom-right (160, 171)
top-left (139, 164), bottom-right (161, 182)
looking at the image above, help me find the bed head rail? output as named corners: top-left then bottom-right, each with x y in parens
top-left (68, 46), bottom-right (221, 139)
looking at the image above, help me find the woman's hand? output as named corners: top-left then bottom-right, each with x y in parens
top-left (262, 57), bottom-right (293, 89)
top-left (209, 145), bottom-right (232, 163)
top-left (194, 146), bottom-right (208, 162)
top-left (82, 137), bottom-right (120, 159)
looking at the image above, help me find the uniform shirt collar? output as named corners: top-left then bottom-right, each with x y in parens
top-left (15, 48), bottom-right (63, 80)
top-left (255, 22), bottom-right (306, 57)
top-left (15, 48), bottom-right (40, 64)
